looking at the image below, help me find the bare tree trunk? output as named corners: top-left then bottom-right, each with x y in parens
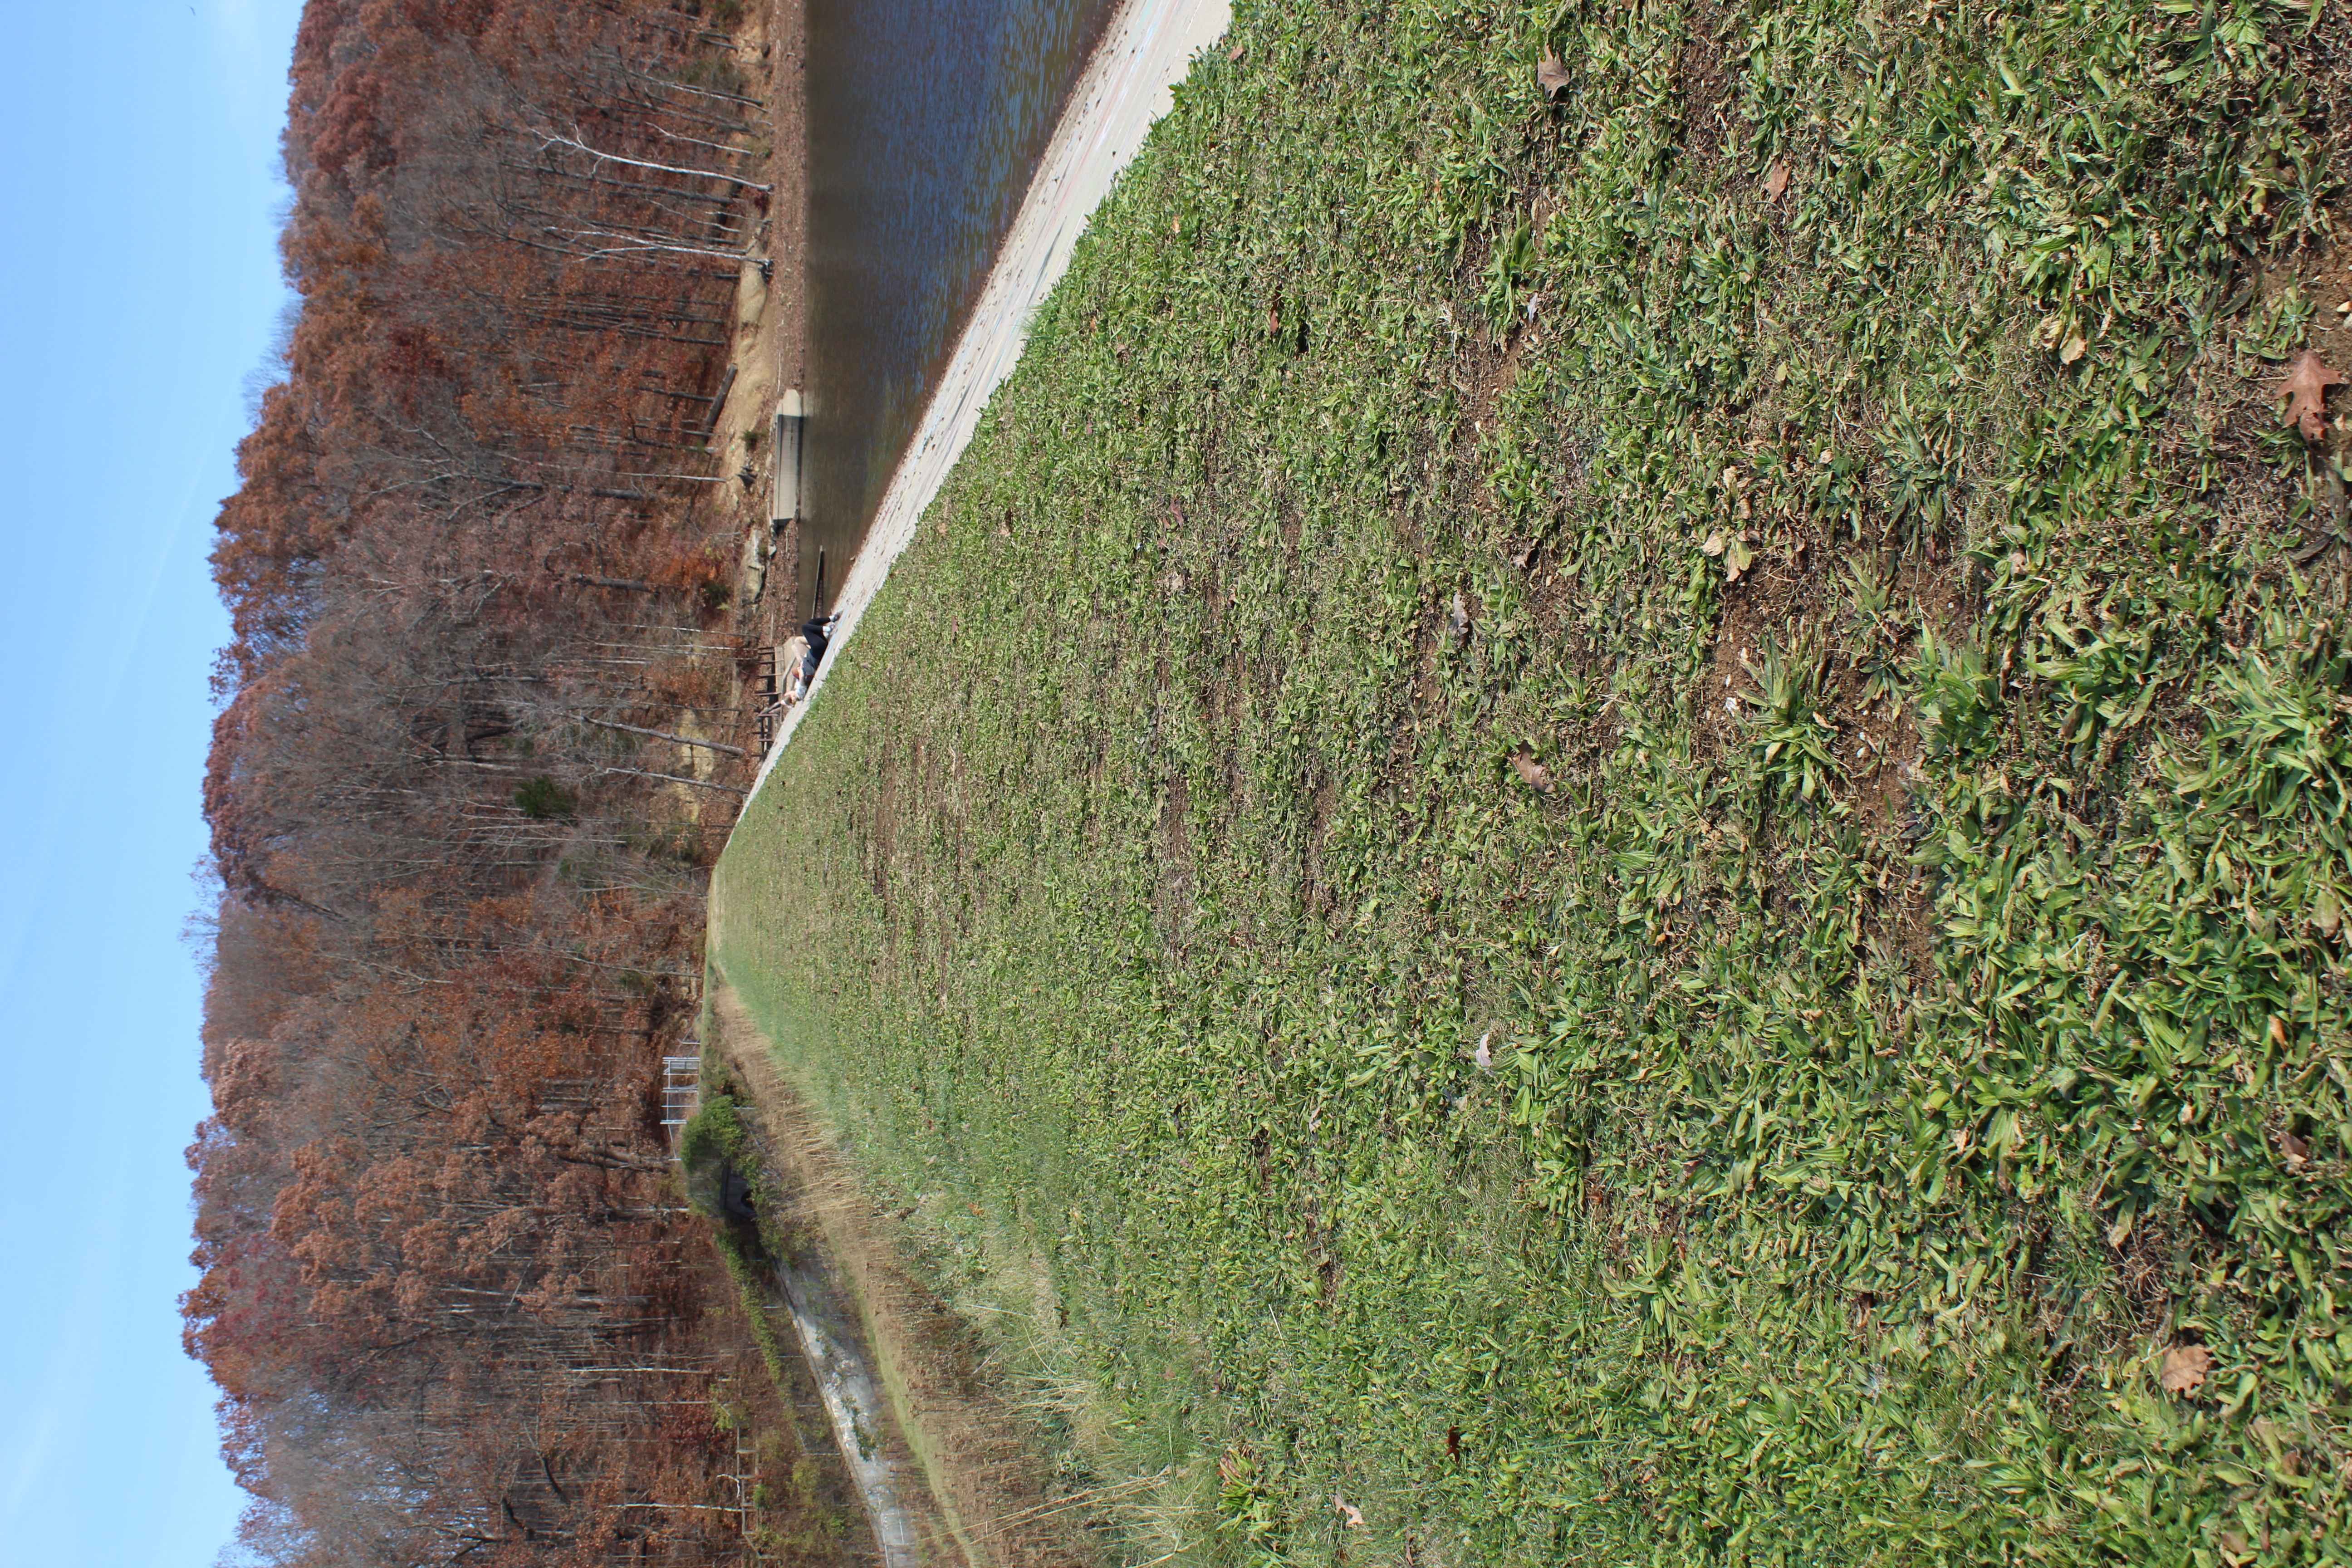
top-left (594, 767), bottom-right (745, 795)
top-left (700, 363), bottom-right (737, 439)
top-left (578, 717), bottom-right (743, 757)
top-left (541, 129), bottom-right (772, 192)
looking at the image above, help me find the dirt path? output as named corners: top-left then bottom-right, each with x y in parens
top-left (745, 0), bottom-right (1232, 800)
top-left (707, 978), bottom-right (1100, 1568)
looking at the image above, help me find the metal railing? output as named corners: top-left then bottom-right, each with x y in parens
top-left (661, 1047), bottom-right (701, 1135)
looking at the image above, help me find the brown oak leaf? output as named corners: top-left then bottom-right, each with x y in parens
top-left (1720, 533), bottom-right (1756, 582)
top-left (2277, 349), bottom-right (2345, 441)
top-left (1509, 743), bottom-right (1554, 796)
top-left (2159, 1343), bottom-right (2214, 1395)
top-left (1537, 52), bottom-right (1572, 100)
top-left (1762, 161), bottom-right (1790, 202)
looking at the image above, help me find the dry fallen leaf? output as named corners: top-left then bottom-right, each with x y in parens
top-left (2280, 1127), bottom-right (2311, 1168)
top-left (1762, 160), bottom-right (1790, 201)
top-left (1474, 1031), bottom-right (1493, 1070)
top-left (1509, 743), bottom-right (1555, 796)
top-left (1537, 51), bottom-right (1573, 100)
top-left (1334, 1494), bottom-right (1366, 1530)
top-left (2269, 1015), bottom-right (2288, 1047)
top-left (2314, 889), bottom-right (2343, 937)
top-left (1722, 534), bottom-right (1756, 583)
top-left (2277, 349), bottom-right (2345, 440)
top-left (2059, 334), bottom-right (2087, 364)
top-left (1449, 588), bottom-right (1471, 640)
top-left (1228, 41), bottom-right (1246, 61)
top-left (2160, 1343), bottom-right (2215, 1395)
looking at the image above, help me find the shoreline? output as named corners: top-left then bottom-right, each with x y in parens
top-left (743, 0), bottom-right (1232, 804)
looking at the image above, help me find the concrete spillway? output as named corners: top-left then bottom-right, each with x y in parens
top-left (773, 1251), bottom-right (918, 1567)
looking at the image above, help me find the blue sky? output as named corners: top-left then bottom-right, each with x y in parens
top-left (0, 1), bottom-right (304, 1563)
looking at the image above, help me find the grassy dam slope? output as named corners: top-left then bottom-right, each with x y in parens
top-left (712, 1), bottom-right (2352, 1561)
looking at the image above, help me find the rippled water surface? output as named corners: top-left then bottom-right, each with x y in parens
top-left (797, 0), bottom-right (1118, 611)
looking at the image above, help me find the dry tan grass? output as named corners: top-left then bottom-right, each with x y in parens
top-left (711, 980), bottom-right (1102, 1568)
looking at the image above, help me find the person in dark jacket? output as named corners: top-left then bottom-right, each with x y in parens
top-left (784, 613), bottom-right (836, 705)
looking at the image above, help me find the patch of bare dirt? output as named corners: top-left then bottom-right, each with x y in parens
top-left (1686, 496), bottom-right (1965, 983)
top-left (1697, 530), bottom-right (1955, 806)
top-left (871, 736), bottom-right (899, 901)
top-left (1156, 765), bottom-right (1194, 950)
top-left (2268, 238), bottom-right (2352, 566)
top-left (1675, 0), bottom-right (1734, 173)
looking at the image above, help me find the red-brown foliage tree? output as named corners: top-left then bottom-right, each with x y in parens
top-left (189, 2), bottom-right (768, 1561)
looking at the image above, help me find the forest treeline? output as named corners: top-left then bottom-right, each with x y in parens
top-left (186, 1), bottom-right (779, 1561)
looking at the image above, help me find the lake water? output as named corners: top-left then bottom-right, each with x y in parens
top-left (795, 0), bottom-right (1120, 612)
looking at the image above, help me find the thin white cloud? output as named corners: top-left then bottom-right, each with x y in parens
top-left (0, 1367), bottom-right (67, 1554)
top-left (201, 0), bottom-right (278, 124)
top-left (0, 411), bottom-right (225, 1006)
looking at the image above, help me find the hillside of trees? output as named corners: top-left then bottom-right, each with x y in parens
top-left (184, 1), bottom-right (792, 1561)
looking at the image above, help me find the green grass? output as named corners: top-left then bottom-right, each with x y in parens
top-left (712, 0), bottom-right (2352, 1561)
top-left (679, 1059), bottom-right (803, 1394)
